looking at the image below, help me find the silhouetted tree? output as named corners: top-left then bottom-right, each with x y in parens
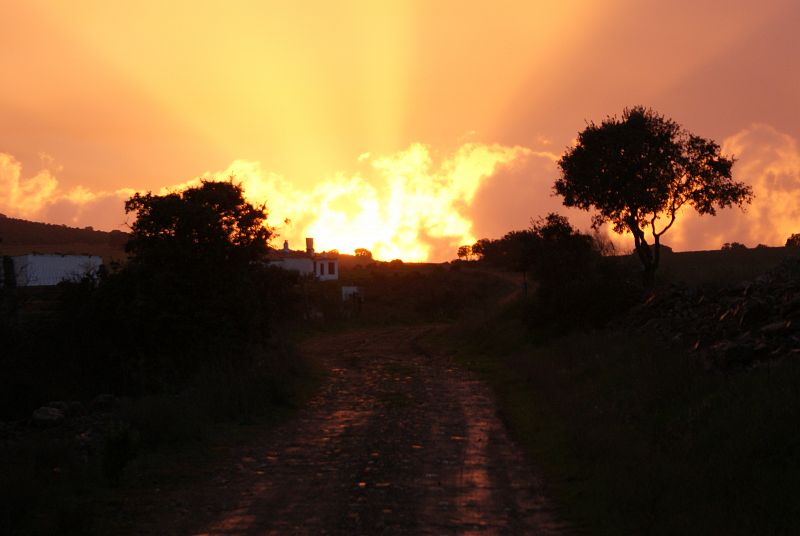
top-left (354, 248), bottom-right (373, 259)
top-left (786, 234), bottom-right (800, 248)
top-left (526, 213), bottom-right (595, 286)
top-left (519, 213), bottom-right (637, 332)
top-left (721, 241), bottom-right (747, 251)
top-left (107, 179), bottom-right (286, 389)
top-left (471, 238), bottom-right (491, 260)
top-left (499, 230), bottom-right (537, 272)
top-left (457, 245), bottom-right (472, 261)
top-left (555, 106), bottom-right (752, 286)
top-left (474, 232), bottom-right (535, 272)
top-left (125, 179), bottom-right (271, 270)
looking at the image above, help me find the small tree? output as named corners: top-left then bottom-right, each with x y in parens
top-left (786, 234), bottom-right (800, 248)
top-left (354, 247), bottom-right (373, 260)
top-left (471, 238), bottom-right (490, 260)
top-left (484, 231), bottom-right (536, 272)
top-left (555, 106), bottom-right (752, 286)
top-left (125, 179), bottom-right (271, 271)
top-left (121, 179), bottom-right (277, 370)
top-left (457, 245), bottom-right (472, 261)
top-left (721, 242), bottom-right (747, 251)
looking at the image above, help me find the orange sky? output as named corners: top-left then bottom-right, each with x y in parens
top-left (1, 1), bottom-right (799, 260)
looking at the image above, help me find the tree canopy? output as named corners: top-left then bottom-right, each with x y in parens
top-left (555, 106), bottom-right (752, 285)
top-left (472, 213), bottom-right (636, 330)
top-left (115, 180), bottom-right (286, 382)
top-left (125, 179), bottom-right (271, 270)
top-left (354, 247), bottom-right (373, 259)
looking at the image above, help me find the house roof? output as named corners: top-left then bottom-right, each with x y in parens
top-left (267, 249), bottom-right (338, 261)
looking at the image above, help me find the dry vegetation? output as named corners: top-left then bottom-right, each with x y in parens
top-left (425, 247), bottom-right (800, 535)
top-left (0, 215), bottom-right (128, 264)
top-left (5, 209), bottom-right (800, 534)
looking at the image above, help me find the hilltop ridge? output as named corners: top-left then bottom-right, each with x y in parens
top-left (0, 215), bottom-right (128, 261)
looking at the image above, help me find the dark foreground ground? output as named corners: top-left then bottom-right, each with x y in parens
top-left (101, 326), bottom-right (564, 535)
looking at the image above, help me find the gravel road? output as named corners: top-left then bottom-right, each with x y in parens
top-left (123, 326), bottom-right (565, 535)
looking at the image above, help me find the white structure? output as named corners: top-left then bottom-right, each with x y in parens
top-left (341, 285), bottom-right (363, 300)
top-left (267, 238), bottom-right (339, 281)
top-left (1, 254), bottom-right (103, 287)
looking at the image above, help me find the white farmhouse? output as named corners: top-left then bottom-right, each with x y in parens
top-left (1, 254), bottom-right (103, 287)
top-left (267, 238), bottom-right (338, 281)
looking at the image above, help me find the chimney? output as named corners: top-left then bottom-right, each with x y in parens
top-left (283, 240), bottom-right (289, 252)
top-left (306, 237), bottom-right (314, 255)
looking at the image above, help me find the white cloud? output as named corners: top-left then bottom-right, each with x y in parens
top-left (0, 152), bottom-right (131, 229)
top-left (667, 124), bottom-right (800, 250)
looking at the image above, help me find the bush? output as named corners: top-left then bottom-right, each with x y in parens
top-left (102, 421), bottom-right (140, 485)
top-left (527, 255), bottom-right (638, 334)
top-left (0, 432), bottom-right (98, 534)
top-left (524, 214), bottom-right (639, 333)
top-left (190, 341), bottom-right (310, 421)
top-left (722, 241), bottom-right (747, 250)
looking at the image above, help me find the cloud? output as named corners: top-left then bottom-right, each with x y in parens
top-left (0, 152), bottom-right (132, 229)
top-left (466, 148), bottom-right (597, 240)
top-left (181, 143), bottom-right (531, 261)
top-left (521, 124), bottom-right (800, 254)
top-left (665, 124), bottom-right (800, 250)
top-left (1, 143), bottom-right (535, 261)
top-left (9, 125), bottom-right (796, 261)
top-left (0, 153), bottom-right (59, 219)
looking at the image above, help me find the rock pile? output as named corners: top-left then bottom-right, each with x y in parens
top-left (623, 258), bottom-right (800, 369)
top-left (1, 394), bottom-right (119, 474)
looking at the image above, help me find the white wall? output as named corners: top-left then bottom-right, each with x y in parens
top-left (268, 256), bottom-right (338, 281)
top-left (316, 259), bottom-right (338, 281)
top-left (268, 257), bottom-right (314, 275)
top-left (11, 254), bottom-right (103, 286)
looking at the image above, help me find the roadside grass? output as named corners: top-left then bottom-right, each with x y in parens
top-left (334, 262), bottom-right (516, 327)
top-left (0, 341), bottom-right (322, 536)
top-left (427, 308), bottom-right (800, 535)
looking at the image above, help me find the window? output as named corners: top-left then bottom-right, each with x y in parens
top-left (329, 262), bottom-right (335, 275)
top-left (319, 263), bottom-right (325, 275)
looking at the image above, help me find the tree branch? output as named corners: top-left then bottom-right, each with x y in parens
top-left (654, 197), bottom-right (686, 238)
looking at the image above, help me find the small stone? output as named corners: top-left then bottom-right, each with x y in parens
top-left (32, 406), bottom-right (65, 427)
top-left (90, 393), bottom-right (117, 412)
top-left (760, 320), bottom-right (791, 335)
top-left (46, 400), bottom-right (69, 412)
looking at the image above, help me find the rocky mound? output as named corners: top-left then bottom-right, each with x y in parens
top-left (623, 258), bottom-right (800, 369)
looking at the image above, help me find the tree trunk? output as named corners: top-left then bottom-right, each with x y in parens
top-left (642, 262), bottom-right (656, 288)
top-left (628, 219), bottom-right (655, 288)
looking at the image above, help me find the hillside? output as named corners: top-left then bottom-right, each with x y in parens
top-left (656, 246), bottom-right (800, 286)
top-left (0, 214), bottom-right (128, 262)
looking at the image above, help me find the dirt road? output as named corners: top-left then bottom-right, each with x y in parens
top-left (126, 326), bottom-right (564, 535)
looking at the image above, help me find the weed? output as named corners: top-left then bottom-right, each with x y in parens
top-left (430, 304), bottom-right (800, 535)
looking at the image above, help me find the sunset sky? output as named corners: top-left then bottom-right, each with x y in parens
top-left (1, 0), bottom-right (799, 261)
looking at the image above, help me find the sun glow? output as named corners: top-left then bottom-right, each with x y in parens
top-left (183, 143), bottom-right (531, 261)
top-left (3, 2), bottom-right (799, 259)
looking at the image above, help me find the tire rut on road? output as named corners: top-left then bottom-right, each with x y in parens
top-left (144, 326), bottom-right (566, 535)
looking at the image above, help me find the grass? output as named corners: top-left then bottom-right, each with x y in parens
top-left (427, 307), bottom-right (800, 535)
top-left (0, 340), bottom-right (321, 536)
top-left (333, 262), bottom-right (516, 327)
